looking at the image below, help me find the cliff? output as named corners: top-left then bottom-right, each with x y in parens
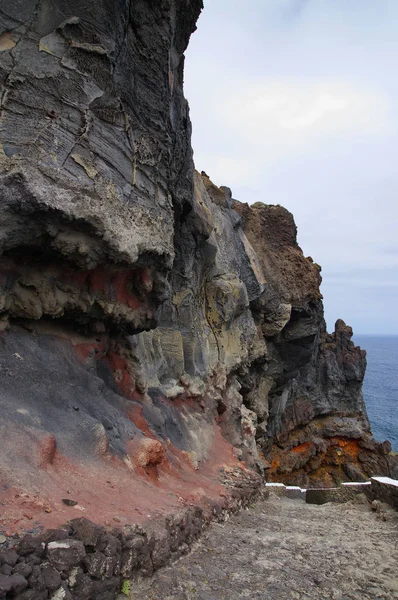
top-left (0, 0), bottom-right (394, 582)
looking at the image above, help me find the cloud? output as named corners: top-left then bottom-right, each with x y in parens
top-left (192, 77), bottom-right (391, 195)
top-left (185, 1), bottom-right (398, 333)
top-left (218, 78), bottom-right (390, 151)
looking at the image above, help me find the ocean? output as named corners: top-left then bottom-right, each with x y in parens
top-left (354, 335), bottom-right (398, 452)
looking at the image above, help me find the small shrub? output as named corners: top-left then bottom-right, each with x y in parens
top-left (121, 580), bottom-right (131, 596)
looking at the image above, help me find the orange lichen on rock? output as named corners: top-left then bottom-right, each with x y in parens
top-left (306, 466), bottom-right (336, 489)
top-left (270, 457), bottom-right (281, 471)
top-left (292, 441), bottom-right (312, 454)
top-left (332, 438), bottom-right (361, 460)
top-left (267, 434), bottom-right (366, 487)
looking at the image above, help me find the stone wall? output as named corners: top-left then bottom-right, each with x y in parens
top-left (365, 477), bottom-right (398, 510)
top-left (0, 470), bottom-right (262, 599)
top-left (304, 477), bottom-right (398, 510)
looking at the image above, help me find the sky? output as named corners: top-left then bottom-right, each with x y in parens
top-left (184, 0), bottom-right (398, 335)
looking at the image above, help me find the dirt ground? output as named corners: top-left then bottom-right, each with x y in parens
top-left (132, 493), bottom-right (398, 600)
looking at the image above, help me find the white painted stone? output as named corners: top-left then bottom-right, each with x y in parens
top-left (48, 541), bottom-right (71, 550)
top-left (372, 476), bottom-right (398, 487)
top-left (342, 481), bottom-right (371, 486)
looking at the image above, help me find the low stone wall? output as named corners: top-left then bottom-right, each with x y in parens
top-left (266, 477), bottom-right (398, 510)
top-left (305, 483), bottom-right (371, 505)
top-left (0, 510), bottom-right (204, 600)
top-left (304, 477), bottom-right (398, 510)
top-left (265, 483), bottom-right (306, 501)
top-left (365, 477), bottom-right (398, 510)
top-left (264, 483), bottom-right (287, 498)
top-left (0, 472), bottom-right (262, 599)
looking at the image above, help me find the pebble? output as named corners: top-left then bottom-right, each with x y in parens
top-left (0, 535), bottom-right (6, 544)
top-left (61, 499), bottom-right (77, 507)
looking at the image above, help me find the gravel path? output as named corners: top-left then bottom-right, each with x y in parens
top-left (132, 493), bottom-right (398, 600)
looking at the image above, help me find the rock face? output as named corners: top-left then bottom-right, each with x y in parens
top-left (0, 0), bottom-right (394, 547)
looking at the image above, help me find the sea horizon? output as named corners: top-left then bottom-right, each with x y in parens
top-left (354, 333), bottom-right (398, 337)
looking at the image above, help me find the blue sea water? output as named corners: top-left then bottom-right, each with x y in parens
top-left (353, 335), bottom-right (398, 452)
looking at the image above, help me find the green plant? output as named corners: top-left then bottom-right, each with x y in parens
top-left (121, 580), bottom-right (131, 596)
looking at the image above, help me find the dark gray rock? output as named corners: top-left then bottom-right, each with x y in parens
top-left (0, 573), bottom-right (28, 595)
top-left (40, 562), bottom-right (62, 592)
top-left (90, 577), bottom-right (120, 600)
top-left (83, 551), bottom-right (107, 579)
top-left (41, 530), bottom-right (71, 545)
top-left (14, 590), bottom-right (49, 600)
top-left (26, 555), bottom-right (42, 567)
top-left (69, 518), bottom-right (103, 548)
top-left (27, 565), bottom-right (46, 591)
top-left (67, 566), bottom-right (93, 599)
top-left (100, 533), bottom-right (121, 558)
top-left (13, 562), bottom-right (33, 578)
top-left (0, 573), bottom-right (13, 597)
top-left (46, 540), bottom-right (85, 572)
top-left (18, 537), bottom-right (45, 558)
top-left (51, 584), bottom-right (73, 600)
top-left (120, 548), bottom-right (139, 579)
top-left (0, 549), bottom-right (18, 566)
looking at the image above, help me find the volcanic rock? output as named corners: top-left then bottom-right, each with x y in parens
top-left (0, 3), bottom-right (395, 597)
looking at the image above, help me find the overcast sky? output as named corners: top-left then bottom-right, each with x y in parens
top-left (185, 0), bottom-right (398, 336)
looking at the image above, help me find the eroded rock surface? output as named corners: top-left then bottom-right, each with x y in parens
top-left (0, 0), bottom-right (395, 576)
